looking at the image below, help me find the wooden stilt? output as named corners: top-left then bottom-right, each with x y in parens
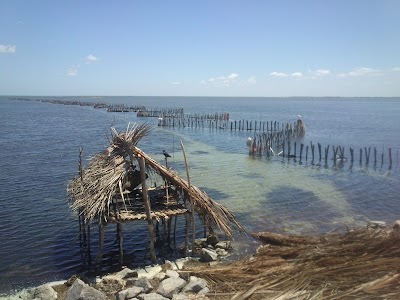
top-left (117, 223), bottom-right (123, 265)
top-left (138, 156), bottom-right (156, 263)
top-left (181, 141), bottom-right (196, 252)
top-left (95, 222), bottom-right (105, 265)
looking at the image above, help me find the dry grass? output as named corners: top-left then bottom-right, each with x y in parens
top-left (184, 225), bottom-right (400, 299)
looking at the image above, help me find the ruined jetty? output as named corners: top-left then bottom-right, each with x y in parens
top-left (68, 123), bottom-right (245, 265)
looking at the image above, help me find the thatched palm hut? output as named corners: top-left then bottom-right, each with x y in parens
top-left (68, 123), bottom-right (245, 264)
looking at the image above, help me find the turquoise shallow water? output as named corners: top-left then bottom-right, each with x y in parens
top-left (0, 96), bottom-right (399, 294)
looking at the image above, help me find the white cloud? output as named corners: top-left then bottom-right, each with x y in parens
top-left (85, 54), bottom-right (98, 63)
top-left (270, 72), bottom-right (288, 77)
top-left (67, 65), bottom-right (80, 76)
top-left (338, 67), bottom-right (380, 78)
top-left (0, 44), bottom-right (16, 53)
top-left (291, 72), bottom-right (303, 78)
top-left (171, 81), bottom-right (181, 85)
top-left (392, 67), bottom-right (400, 72)
top-left (202, 73), bottom-right (239, 87)
top-left (310, 69), bottom-right (331, 77)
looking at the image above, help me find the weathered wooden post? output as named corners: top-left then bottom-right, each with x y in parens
top-left (360, 148), bottom-right (363, 165)
top-left (300, 143), bottom-right (304, 161)
top-left (350, 147), bottom-right (354, 164)
top-left (374, 147), bottom-right (377, 165)
top-left (306, 145), bottom-right (309, 161)
top-left (389, 148), bottom-right (392, 168)
top-left (138, 155), bottom-right (156, 263)
top-left (318, 143), bottom-right (322, 161)
top-left (325, 145), bottom-right (330, 163)
top-left (181, 141), bottom-right (196, 252)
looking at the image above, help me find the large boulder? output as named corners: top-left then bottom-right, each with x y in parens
top-left (156, 277), bottom-right (187, 298)
top-left (66, 279), bottom-right (108, 300)
top-left (199, 248), bottom-right (218, 262)
top-left (27, 284), bottom-right (58, 300)
top-left (125, 277), bottom-right (153, 293)
top-left (182, 276), bottom-right (207, 293)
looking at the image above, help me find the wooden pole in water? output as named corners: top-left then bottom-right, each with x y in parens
top-left (374, 147), bottom-right (377, 165)
top-left (181, 141), bottom-right (196, 252)
top-left (360, 148), bottom-right (363, 165)
top-left (318, 143), bottom-right (322, 161)
top-left (306, 145), bottom-right (308, 161)
top-left (350, 147), bottom-right (354, 164)
top-left (300, 143), bottom-right (304, 161)
top-left (325, 145), bottom-right (330, 163)
top-left (138, 155), bottom-right (156, 263)
top-left (389, 148), bottom-right (392, 168)
top-left (117, 223), bottom-right (123, 265)
top-left (95, 222), bottom-right (105, 265)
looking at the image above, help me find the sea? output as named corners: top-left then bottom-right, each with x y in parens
top-left (0, 96), bottom-right (399, 295)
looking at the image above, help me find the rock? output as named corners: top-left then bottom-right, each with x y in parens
top-left (27, 284), bottom-right (58, 300)
top-left (172, 293), bottom-right (190, 300)
top-left (165, 270), bottom-right (180, 279)
top-left (215, 241), bottom-right (231, 250)
top-left (66, 279), bottom-right (108, 300)
top-left (117, 286), bottom-right (144, 300)
top-left (216, 248), bottom-right (229, 256)
top-left (136, 265), bottom-right (162, 279)
top-left (182, 276), bottom-right (207, 293)
top-left (117, 267), bottom-right (138, 279)
top-left (138, 293), bottom-right (169, 300)
top-left (194, 238), bottom-right (207, 247)
top-left (199, 248), bottom-right (218, 262)
top-left (156, 277), bottom-right (187, 298)
top-left (206, 235), bottom-right (219, 247)
top-left (153, 272), bottom-right (166, 281)
top-left (126, 277), bottom-right (153, 293)
top-left (197, 287), bottom-right (210, 295)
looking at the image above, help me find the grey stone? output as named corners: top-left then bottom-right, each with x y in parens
top-left (117, 267), bottom-right (138, 279)
top-left (368, 220), bottom-right (386, 229)
top-left (215, 241), bottom-right (231, 250)
top-left (165, 270), bottom-right (180, 279)
top-left (172, 293), bottom-right (190, 300)
top-left (199, 248), bottom-right (218, 262)
top-left (27, 284), bottom-right (58, 300)
top-left (156, 277), bottom-right (187, 298)
top-left (126, 277), bottom-right (153, 293)
top-left (138, 293), bottom-right (169, 300)
top-left (197, 287), bottom-right (210, 295)
top-left (216, 248), bottom-right (229, 256)
top-left (66, 279), bottom-right (107, 300)
top-left (117, 286), bottom-right (143, 300)
top-left (182, 276), bottom-right (207, 293)
top-left (153, 272), bottom-right (166, 281)
top-left (65, 279), bottom-right (86, 300)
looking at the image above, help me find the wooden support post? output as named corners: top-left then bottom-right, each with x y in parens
top-left (325, 145), bottom-right (330, 162)
top-left (181, 141), bottom-right (196, 252)
top-left (318, 143), bottom-right (322, 161)
top-left (350, 147), bottom-right (354, 164)
top-left (374, 147), bottom-right (377, 165)
top-left (282, 142), bottom-right (285, 158)
top-left (95, 222), bottom-right (105, 265)
top-left (294, 142), bottom-right (297, 159)
top-left (306, 145), bottom-right (309, 161)
top-left (138, 156), bottom-right (156, 263)
top-left (300, 143), bottom-right (304, 161)
top-left (389, 148), bottom-right (392, 168)
top-left (117, 223), bottom-right (123, 265)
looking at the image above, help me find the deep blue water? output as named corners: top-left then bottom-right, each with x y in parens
top-left (0, 96), bottom-right (399, 295)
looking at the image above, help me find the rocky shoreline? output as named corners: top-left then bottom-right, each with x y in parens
top-left (1, 236), bottom-right (233, 300)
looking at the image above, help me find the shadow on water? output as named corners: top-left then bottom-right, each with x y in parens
top-left (256, 186), bottom-right (347, 235)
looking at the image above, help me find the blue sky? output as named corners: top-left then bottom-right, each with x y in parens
top-left (1, 0), bottom-right (399, 96)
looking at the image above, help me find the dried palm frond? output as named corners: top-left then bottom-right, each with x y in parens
top-left (68, 123), bottom-right (152, 222)
top-left (184, 226), bottom-right (400, 299)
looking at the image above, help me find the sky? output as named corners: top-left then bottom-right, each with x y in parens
top-left (1, 0), bottom-right (400, 97)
